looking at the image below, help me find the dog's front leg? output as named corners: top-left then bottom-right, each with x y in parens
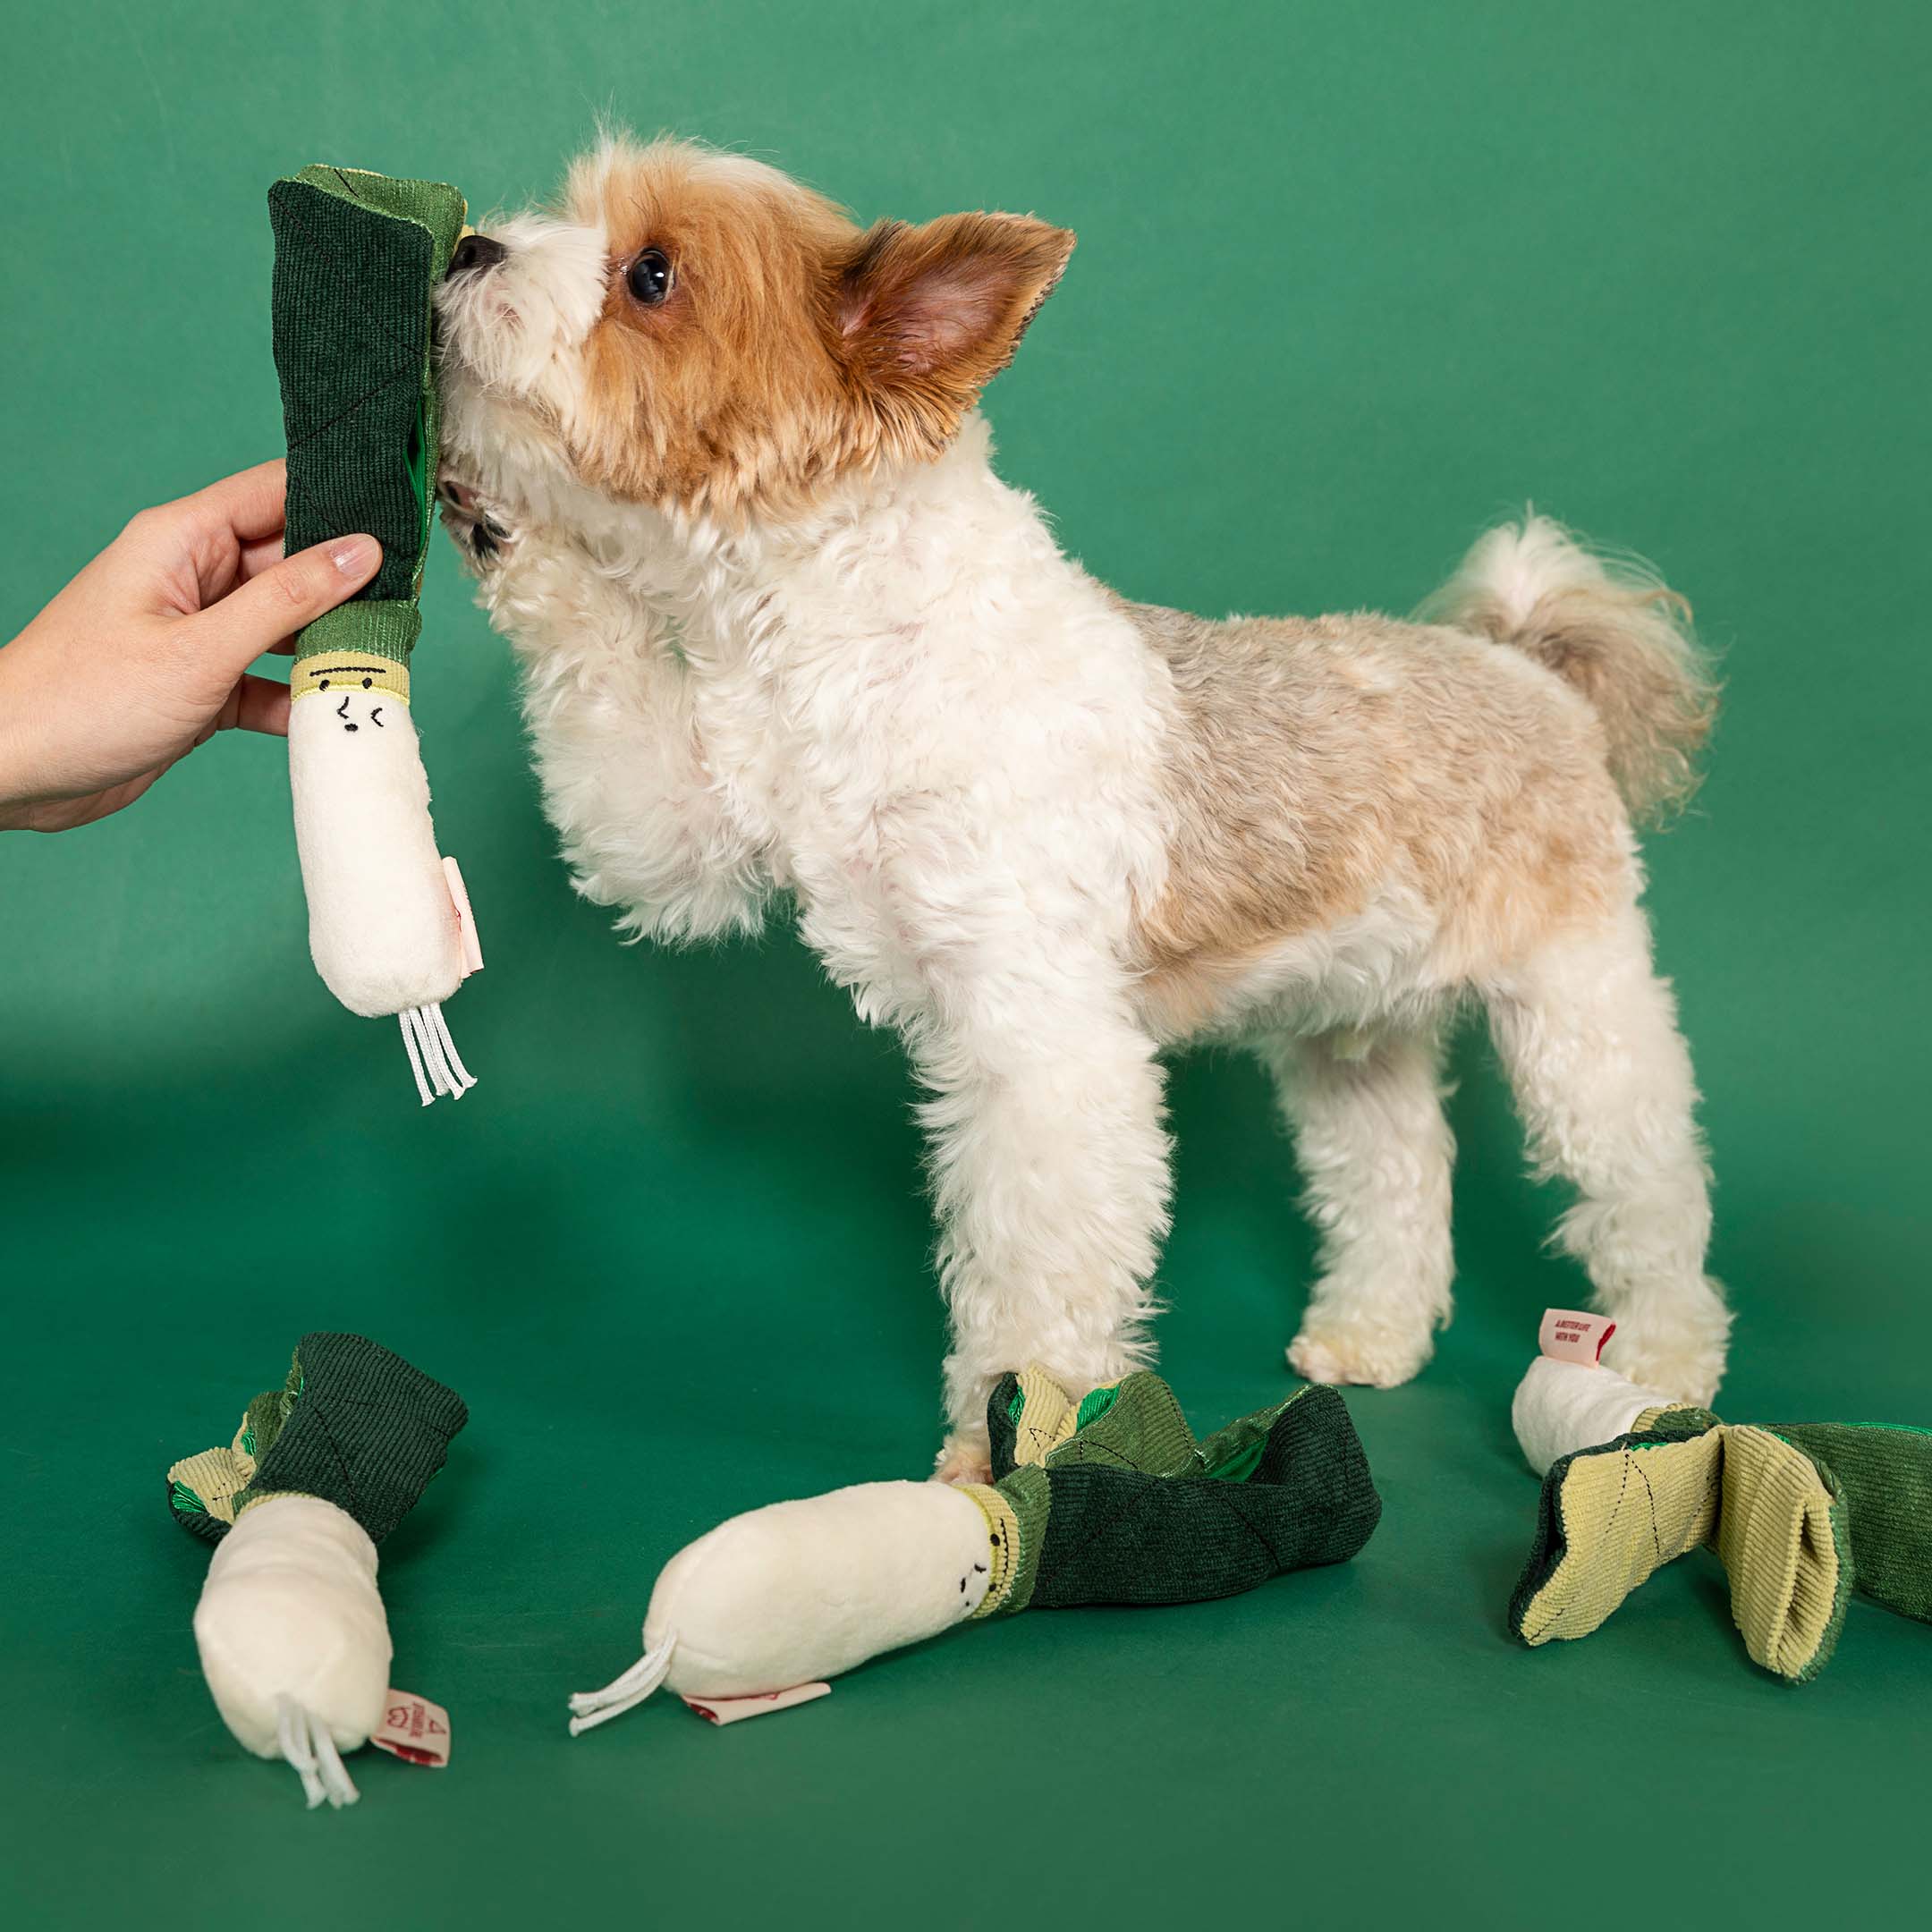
top-left (492, 549), bottom-right (772, 945)
top-left (910, 955), bottom-right (1173, 1484)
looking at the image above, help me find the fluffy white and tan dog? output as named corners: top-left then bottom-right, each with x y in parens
top-left (435, 137), bottom-right (1728, 1479)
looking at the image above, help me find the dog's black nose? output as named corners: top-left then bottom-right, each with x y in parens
top-left (446, 233), bottom-right (507, 278)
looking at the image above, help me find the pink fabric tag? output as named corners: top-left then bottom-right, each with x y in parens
top-left (1539, 1308), bottom-right (1616, 1365)
top-left (443, 856), bottom-right (484, 979)
top-left (368, 1690), bottom-right (452, 1767)
top-left (680, 1683), bottom-right (831, 1726)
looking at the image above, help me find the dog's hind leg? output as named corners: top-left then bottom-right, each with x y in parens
top-left (1263, 1021), bottom-right (1457, 1389)
top-left (1482, 905), bottom-right (1730, 1403)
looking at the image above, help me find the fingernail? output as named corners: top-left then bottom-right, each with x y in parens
top-left (330, 535), bottom-right (380, 577)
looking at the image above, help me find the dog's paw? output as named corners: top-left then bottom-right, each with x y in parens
top-left (436, 474), bottom-right (513, 571)
top-left (1288, 1320), bottom-right (1433, 1390)
top-left (1602, 1326), bottom-right (1727, 1408)
top-left (931, 1431), bottom-right (993, 1487)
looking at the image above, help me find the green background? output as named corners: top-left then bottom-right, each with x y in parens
top-left (3, 2), bottom-right (1927, 1925)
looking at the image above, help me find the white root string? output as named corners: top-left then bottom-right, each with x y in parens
top-left (275, 1695), bottom-right (360, 1809)
top-left (429, 1004), bottom-right (476, 1089)
top-left (397, 1003), bottom-right (477, 1106)
top-left (310, 1722), bottom-right (360, 1809)
top-left (398, 1011), bottom-right (435, 1106)
top-left (567, 1632), bottom-right (678, 1736)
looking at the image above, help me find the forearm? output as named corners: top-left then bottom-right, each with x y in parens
top-left (0, 656), bottom-right (39, 826)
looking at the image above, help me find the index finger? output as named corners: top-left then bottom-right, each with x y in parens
top-left (225, 532), bottom-right (306, 651)
top-left (241, 536), bottom-right (300, 648)
top-left (178, 459), bottom-right (290, 545)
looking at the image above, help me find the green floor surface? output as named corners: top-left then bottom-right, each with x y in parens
top-left (3, 4), bottom-right (1926, 1925)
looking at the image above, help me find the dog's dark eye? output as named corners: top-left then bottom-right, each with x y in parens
top-left (626, 248), bottom-right (674, 307)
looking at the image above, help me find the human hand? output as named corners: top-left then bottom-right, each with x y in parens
top-left (0, 461), bottom-right (380, 831)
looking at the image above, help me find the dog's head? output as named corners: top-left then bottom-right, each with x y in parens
top-left (435, 138), bottom-right (1072, 527)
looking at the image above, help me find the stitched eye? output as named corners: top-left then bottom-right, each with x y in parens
top-left (626, 248), bottom-right (674, 307)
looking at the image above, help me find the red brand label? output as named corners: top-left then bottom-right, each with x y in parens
top-left (1538, 1309), bottom-right (1616, 1365)
top-left (444, 856), bottom-right (484, 979)
top-left (680, 1683), bottom-right (831, 1727)
top-left (368, 1690), bottom-right (452, 1767)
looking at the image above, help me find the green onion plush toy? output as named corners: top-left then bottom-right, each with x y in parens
top-left (268, 166), bottom-right (481, 1103)
top-left (167, 1334), bottom-right (468, 1807)
top-left (1510, 1311), bottom-right (1932, 1682)
top-left (569, 1368), bottom-right (1381, 1730)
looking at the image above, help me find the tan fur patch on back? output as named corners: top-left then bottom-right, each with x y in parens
top-left (1125, 597), bottom-right (1631, 1035)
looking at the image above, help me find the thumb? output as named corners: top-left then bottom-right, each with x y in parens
top-left (190, 534), bottom-right (383, 669)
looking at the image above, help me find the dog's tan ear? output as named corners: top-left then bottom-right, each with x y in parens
top-left (833, 213), bottom-right (1073, 451)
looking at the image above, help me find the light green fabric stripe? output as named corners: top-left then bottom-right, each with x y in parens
top-left (993, 1462), bottom-right (1052, 1616)
top-left (288, 165), bottom-right (467, 258)
top-left (292, 600), bottom-right (422, 670)
top-left (1054, 1369), bottom-right (1200, 1477)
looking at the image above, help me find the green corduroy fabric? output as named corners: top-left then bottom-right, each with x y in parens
top-left (1504, 1414), bottom-right (1720, 1644)
top-left (1771, 1423), bottom-right (1932, 1625)
top-left (984, 1372), bottom-right (1381, 1615)
top-left (267, 165), bottom-right (466, 667)
top-left (291, 598), bottom-right (424, 668)
top-left (1021, 1368), bottom-right (1202, 1478)
top-left (995, 1462), bottom-right (1052, 1616)
top-left (1646, 1404), bottom-right (1726, 1439)
top-left (167, 1333), bottom-right (468, 1547)
top-left (1509, 1406), bottom-right (1932, 1682)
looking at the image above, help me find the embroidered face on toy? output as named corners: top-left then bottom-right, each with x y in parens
top-left (434, 136), bottom-right (1072, 525)
top-left (290, 657), bottom-right (411, 737)
top-left (957, 1547), bottom-right (993, 1617)
top-left (317, 688), bottom-right (388, 735)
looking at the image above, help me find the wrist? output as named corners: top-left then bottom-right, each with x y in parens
top-left (0, 653), bottom-right (42, 828)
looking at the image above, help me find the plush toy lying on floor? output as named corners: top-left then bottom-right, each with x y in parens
top-left (1509, 1309), bottom-right (1932, 1682)
top-left (267, 165), bottom-right (482, 1104)
top-left (569, 1368), bottom-right (1380, 1732)
top-left (168, 1333), bottom-right (468, 1805)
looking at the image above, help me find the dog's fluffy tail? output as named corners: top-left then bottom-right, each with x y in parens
top-left (1419, 513), bottom-right (1717, 820)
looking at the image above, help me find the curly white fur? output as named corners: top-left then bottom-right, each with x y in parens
top-left (433, 140), bottom-right (1730, 1461)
